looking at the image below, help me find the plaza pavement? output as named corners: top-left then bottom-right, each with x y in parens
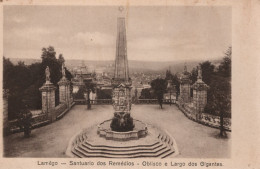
top-left (3, 104), bottom-right (231, 158)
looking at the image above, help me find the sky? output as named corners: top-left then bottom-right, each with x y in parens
top-left (3, 6), bottom-right (231, 62)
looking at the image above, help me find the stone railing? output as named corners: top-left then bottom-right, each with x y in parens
top-left (74, 99), bottom-right (177, 105)
top-left (74, 99), bottom-right (112, 105)
top-left (74, 99), bottom-right (86, 105)
top-left (92, 99), bottom-right (112, 105)
top-left (31, 113), bottom-right (49, 127)
top-left (177, 102), bottom-right (231, 131)
top-left (54, 103), bottom-right (68, 119)
top-left (8, 112), bottom-right (50, 133)
top-left (198, 113), bottom-right (231, 130)
top-left (135, 99), bottom-right (158, 104)
top-left (7, 102), bottom-right (76, 135)
top-left (135, 99), bottom-right (176, 104)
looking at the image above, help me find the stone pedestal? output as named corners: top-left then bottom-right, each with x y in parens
top-left (179, 65), bottom-right (191, 104)
top-left (191, 66), bottom-right (209, 114)
top-left (192, 82), bottom-right (208, 113)
top-left (111, 83), bottom-right (134, 132)
top-left (180, 78), bottom-right (191, 103)
top-left (58, 77), bottom-right (70, 107)
top-left (39, 82), bottom-right (56, 122)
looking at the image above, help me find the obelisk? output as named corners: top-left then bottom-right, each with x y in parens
top-left (110, 11), bottom-right (134, 132)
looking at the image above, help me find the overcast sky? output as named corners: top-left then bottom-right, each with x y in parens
top-left (4, 6), bottom-right (231, 62)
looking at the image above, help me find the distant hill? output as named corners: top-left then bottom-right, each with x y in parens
top-left (8, 57), bottom-right (222, 74)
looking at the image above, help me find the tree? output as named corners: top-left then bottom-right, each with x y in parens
top-left (200, 61), bottom-right (215, 85)
top-left (96, 88), bottom-right (112, 99)
top-left (58, 54), bottom-right (65, 65)
top-left (73, 86), bottom-right (85, 99)
top-left (218, 47), bottom-right (231, 78)
top-left (3, 57), bottom-right (14, 89)
top-left (139, 88), bottom-right (155, 99)
top-left (83, 80), bottom-right (96, 109)
top-left (164, 70), bottom-right (180, 99)
top-left (204, 47), bottom-right (232, 138)
top-left (151, 78), bottom-right (167, 109)
top-left (204, 76), bottom-right (231, 138)
top-left (41, 46), bottom-right (56, 60)
top-left (165, 69), bottom-right (173, 80)
top-left (190, 67), bottom-right (198, 84)
top-left (3, 58), bottom-right (33, 120)
top-left (171, 74), bottom-right (180, 98)
top-left (23, 84), bottom-right (42, 109)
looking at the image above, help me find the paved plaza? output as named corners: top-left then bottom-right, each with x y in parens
top-left (4, 105), bottom-right (231, 158)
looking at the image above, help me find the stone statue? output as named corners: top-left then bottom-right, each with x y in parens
top-left (62, 63), bottom-right (66, 78)
top-left (184, 64), bottom-right (187, 72)
top-left (45, 66), bottom-right (50, 82)
top-left (198, 66), bottom-right (202, 81)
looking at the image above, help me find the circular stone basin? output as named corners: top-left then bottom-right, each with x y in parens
top-left (97, 119), bottom-right (148, 141)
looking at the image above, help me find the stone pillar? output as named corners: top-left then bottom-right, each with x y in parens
top-left (39, 66), bottom-right (57, 122)
top-left (58, 78), bottom-right (70, 106)
top-left (191, 66), bottom-right (209, 113)
top-left (3, 89), bottom-right (9, 134)
top-left (180, 65), bottom-right (191, 103)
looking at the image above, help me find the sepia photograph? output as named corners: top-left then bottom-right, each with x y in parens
top-left (2, 5), bottom-right (232, 159)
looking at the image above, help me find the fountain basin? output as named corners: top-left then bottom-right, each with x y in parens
top-left (97, 119), bottom-right (148, 141)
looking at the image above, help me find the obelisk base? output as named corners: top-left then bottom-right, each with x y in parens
top-left (110, 112), bottom-right (135, 132)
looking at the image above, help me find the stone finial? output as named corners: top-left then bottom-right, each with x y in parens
top-left (45, 66), bottom-right (51, 83)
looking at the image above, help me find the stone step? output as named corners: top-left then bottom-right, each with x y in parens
top-left (81, 141), bottom-right (163, 152)
top-left (83, 140), bottom-right (160, 149)
top-left (78, 143), bottom-right (167, 156)
top-left (73, 146), bottom-right (172, 158)
top-left (71, 149), bottom-right (84, 158)
top-left (71, 132), bottom-right (176, 158)
top-left (158, 133), bottom-right (173, 146)
top-left (161, 148), bottom-right (175, 158)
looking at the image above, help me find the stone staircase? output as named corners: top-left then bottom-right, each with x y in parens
top-left (71, 132), bottom-right (175, 158)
